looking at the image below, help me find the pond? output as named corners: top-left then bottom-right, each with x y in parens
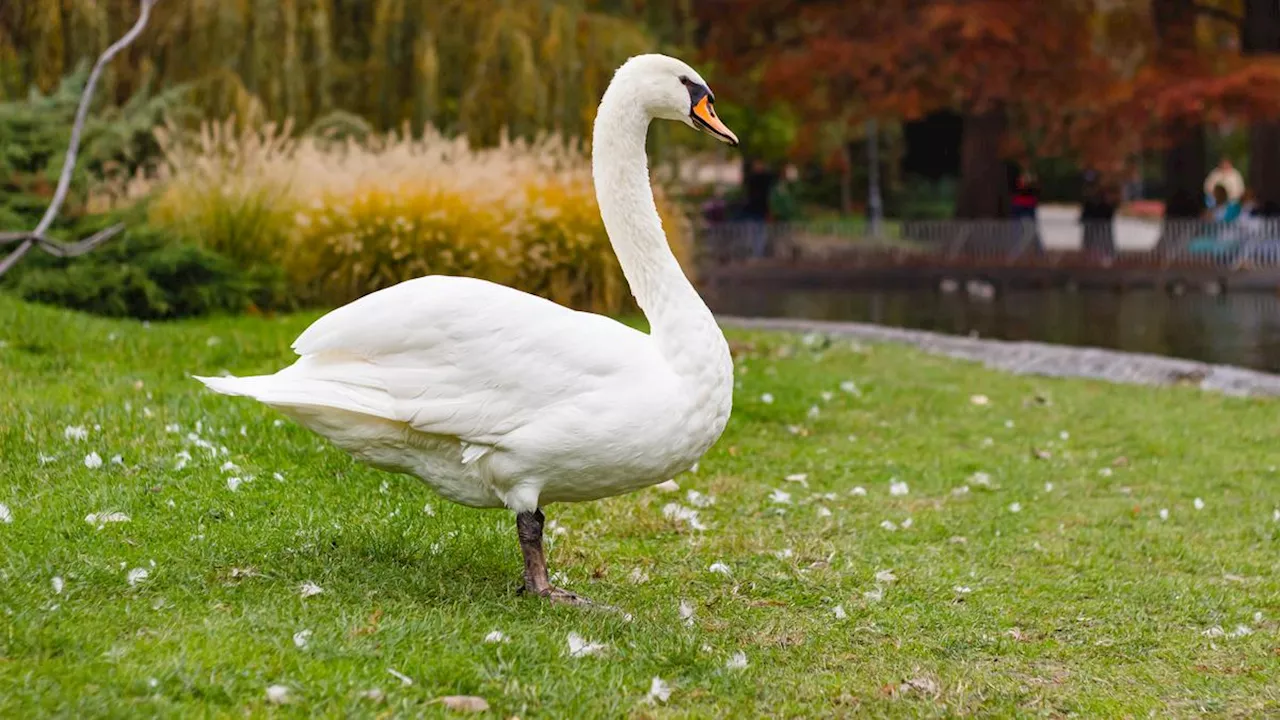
top-left (706, 285), bottom-right (1280, 373)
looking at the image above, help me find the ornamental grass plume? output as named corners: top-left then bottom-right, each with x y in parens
top-left (142, 119), bottom-right (691, 313)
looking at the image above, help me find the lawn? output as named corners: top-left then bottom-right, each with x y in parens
top-left (1, 294), bottom-right (1277, 718)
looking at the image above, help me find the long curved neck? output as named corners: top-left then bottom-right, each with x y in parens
top-left (591, 84), bottom-right (723, 371)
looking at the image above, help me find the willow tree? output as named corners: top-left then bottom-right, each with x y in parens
top-left (0, 0), bottom-right (657, 144)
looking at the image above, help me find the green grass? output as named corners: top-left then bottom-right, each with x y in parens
top-left (1, 294), bottom-right (1278, 718)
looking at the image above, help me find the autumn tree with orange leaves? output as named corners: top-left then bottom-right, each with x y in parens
top-left (696, 0), bottom-right (1280, 219)
top-left (1063, 0), bottom-right (1280, 217)
top-left (699, 0), bottom-right (1109, 218)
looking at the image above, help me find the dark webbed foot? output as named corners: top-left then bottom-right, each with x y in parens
top-left (515, 508), bottom-right (624, 615)
top-left (519, 584), bottom-right (593, 606)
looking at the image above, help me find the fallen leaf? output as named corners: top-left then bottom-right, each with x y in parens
top-left (350, 608), bottom-right (384, 637)
top-left (785, 473), bottom-right (809, 487)
top-left (85, 511), bottom-right (130, 526)
top-left (435, 696), bottom-right (490, 713)
top-left (899, 676), bottom-right (940, 697)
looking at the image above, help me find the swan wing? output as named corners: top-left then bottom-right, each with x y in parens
top-left (286, 275), bottom-right (658, 446)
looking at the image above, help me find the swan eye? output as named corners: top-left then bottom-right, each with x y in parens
top-left (682, 78), bottom-right (713, 106)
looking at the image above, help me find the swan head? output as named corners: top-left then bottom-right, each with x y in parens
top-left (613, 54), bottom-right (739, 146)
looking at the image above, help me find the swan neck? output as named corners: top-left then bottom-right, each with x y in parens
top-left (591, 91), bottom-right (710, 346)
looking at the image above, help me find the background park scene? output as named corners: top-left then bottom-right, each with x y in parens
top-left (2, 1), bottom-right (1279, 716)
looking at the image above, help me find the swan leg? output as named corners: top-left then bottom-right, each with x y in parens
top-left (516, 508), bottom-right (592, 606)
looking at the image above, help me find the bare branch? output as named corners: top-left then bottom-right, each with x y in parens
top-left (0, 231), bottom-right (34, 245)
top-left (36, 224), bottom-right (126, 257)
top-left (34, 0), bottom-right (159, 238)
top-left (0, 241), bottom-right (35, 277)
top-left (1, 0), bottom-right (157, 280)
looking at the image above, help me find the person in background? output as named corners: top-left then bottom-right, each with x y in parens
top-left (1208, 185), bottom-right (1242, 223)
top-left (741, 159), bottom-right (776, 258)
top-left (700, 187), bottom-right (727, 223)
top-left (1011, 171), bottom-right (1039, 220)
top-left (1189, 185), bottom-right (1245, 259)
top-left (1204, 158), bottom-right (1244, 209)
top-left (1122, 163), bottom-right (1143, 204)
top-left (1240, 190), bottom-right (1261, 221)
top-left (1081, 173), bottom-right (1118, 258)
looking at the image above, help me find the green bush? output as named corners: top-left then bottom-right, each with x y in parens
top-left (2, 211), bottom-right (288, 320)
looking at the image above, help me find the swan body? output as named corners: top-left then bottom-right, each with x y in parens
top-left (195, 54), bottom-right (740, 601)
top-left (199, 275), bottom-right (726, 511)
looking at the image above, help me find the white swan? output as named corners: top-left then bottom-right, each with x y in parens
top-left (195, 54), bottom-right (739, 603)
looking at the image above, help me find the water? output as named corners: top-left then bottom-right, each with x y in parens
top-left (707, 286), bottom-right (1280, 373)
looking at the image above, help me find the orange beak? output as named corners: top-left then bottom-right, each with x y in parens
top-left (691, 96), bottom-right (739, 146)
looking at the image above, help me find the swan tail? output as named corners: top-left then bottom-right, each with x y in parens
top-left (192, 373), bottom-right (392, 418)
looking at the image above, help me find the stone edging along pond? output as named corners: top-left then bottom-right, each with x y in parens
top-left (716, 316), bottom-right (1280, 399)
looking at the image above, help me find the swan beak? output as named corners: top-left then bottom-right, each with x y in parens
top-left (691, 96), bottom-right (739, 146)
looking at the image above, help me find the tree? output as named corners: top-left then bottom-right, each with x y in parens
top-left (0, 0), bottom-right (659, 145)
top-left (1243, 0), bottom-right (1280, 213)
top-left (699, 0), bottom-right (1107, 219)
top-left (1153, 0), bottom-right (1208, 219)
top-left (1066, 0), bottom-right (1280, 217)
top-left (1, 0), bottom-right (159, 277)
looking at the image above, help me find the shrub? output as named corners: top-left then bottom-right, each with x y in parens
top-left (3, 209), bottom-right (287, 320)
top-left (137, 121), bottom-right (692, 314)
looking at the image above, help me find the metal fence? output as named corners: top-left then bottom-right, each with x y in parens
top-left (699, 218), bottom-right (1280, 270)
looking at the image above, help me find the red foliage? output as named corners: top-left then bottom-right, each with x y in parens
top-left (696, 0), bottom-right (1280, 172)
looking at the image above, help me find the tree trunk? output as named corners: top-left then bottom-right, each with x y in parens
top-left (1152, 0), bottom-right (1207, 219)
top-left (955, 105), bottom-right (1008, 219)
top-left (840, 141), bottom-right (854, 215)
top-left (740, 157), bottom-right (777, 221)
top-left (1244, 0), bottom-right (1280, 214)
top-left (1163, 130), bottom-right (1207, 218)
